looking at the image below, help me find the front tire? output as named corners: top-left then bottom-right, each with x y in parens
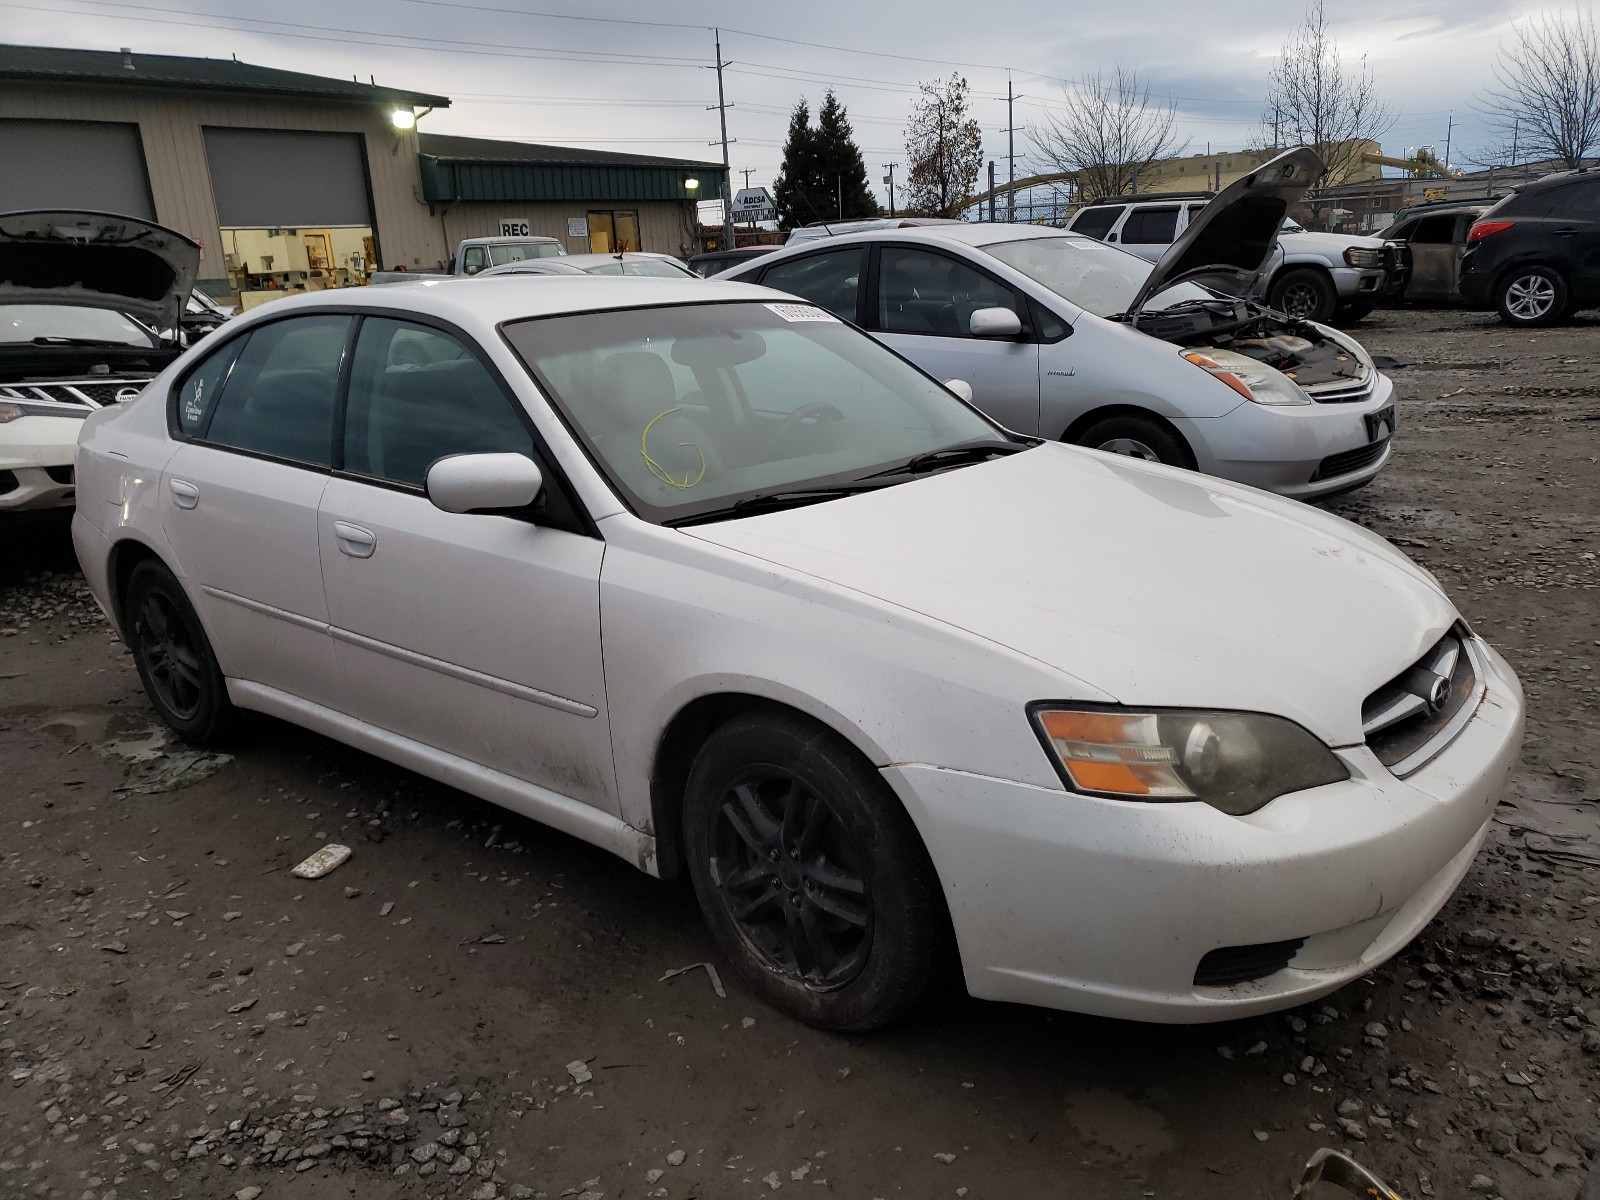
top-left (1075, 414), bottom-right (1194, 469)
top-left (124, 560), bottom-right (235, 745)
top-left (1270, 267), bottom-right (1337, 322)
top-left (1495, 265), bottom-right (1568, 327)
top-left (682, 711), bottom-right (950, 1031)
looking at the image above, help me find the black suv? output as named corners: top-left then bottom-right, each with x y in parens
top-left (1459, 169), bottom-right (1600, 326)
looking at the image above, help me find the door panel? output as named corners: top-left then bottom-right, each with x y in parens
top-left (160, 444), bottom-right (338, 705)
top-left (320, 315), bottom-right (614, 810)
top-left (317, 481), bottom-right (614, 810)
top-left (871, 245), bottom-right (1040, 434)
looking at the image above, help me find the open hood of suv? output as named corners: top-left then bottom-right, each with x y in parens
top-left (1128, 148), bottom-right (1324, 317)
top-left (0, 210), bottom-right (200, 331)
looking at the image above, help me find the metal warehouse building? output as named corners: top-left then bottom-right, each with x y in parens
top-left (0, 44), bottom-right (724, 300)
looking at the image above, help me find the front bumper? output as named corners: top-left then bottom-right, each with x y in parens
top-left (1, 415), bottom-right (83, 510)
top-left (1176, 371), bottom-right (1397, 501)
top-left (881, 640), bottom-right (1524, 1023)
top-left (1330, 265), bottom-right (1387, 302)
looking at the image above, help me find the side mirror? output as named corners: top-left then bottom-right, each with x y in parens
top-left (969, 307), bottom-right (1023, 339)
top-left (943, 378), bottom-right (975, 403)
top-left (426, 453), bottom-right (543, 515)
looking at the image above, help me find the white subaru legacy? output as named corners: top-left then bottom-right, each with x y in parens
top-left (73, 275), bottom-right (1523, 1031)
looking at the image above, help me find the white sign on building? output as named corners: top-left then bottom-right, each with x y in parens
top-left (730, 186), bottom-right (775, 222)
top-left (498, 218), bottom-right (531, 237)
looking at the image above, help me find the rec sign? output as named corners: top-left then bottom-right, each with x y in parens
top-left (498, 219), bottom-right (532, 237)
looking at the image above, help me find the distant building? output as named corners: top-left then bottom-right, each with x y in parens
top-left (0, 43), bottom-right (725, 299)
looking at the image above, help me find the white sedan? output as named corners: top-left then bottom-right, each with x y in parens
top-left (73, 275), bottom-right (1523, 1031)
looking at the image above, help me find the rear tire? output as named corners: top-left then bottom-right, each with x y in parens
top-left (1495, 265), bottom-right (1568, 327)
top-left (682, 710), bottom-right (951, 1031)
top-left (124, 560), bottom-right (235, 745)
top-left (1270, 267), bottom-right (1337, 322)
top-left (1075, 414), bottom-right (1194, 469)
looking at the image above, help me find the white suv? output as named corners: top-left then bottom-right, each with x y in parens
top-left (1067, 192), bottom-right (1403, 324)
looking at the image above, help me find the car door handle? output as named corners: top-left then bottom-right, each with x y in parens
top-left (333, 521), bottom-right (377, 559)
top-left (169, 479), bottom-right (199, 509)
top-left (1552, 228), bottom-right (1578, 237)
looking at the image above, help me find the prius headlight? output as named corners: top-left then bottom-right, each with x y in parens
top-left (1182, 348), bottom-right (1312, 406)
top-left (1029, 706), bottom-right (1349, 816)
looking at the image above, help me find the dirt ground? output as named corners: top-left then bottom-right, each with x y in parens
top-left (2, 306), bottom-right (1597, 1200)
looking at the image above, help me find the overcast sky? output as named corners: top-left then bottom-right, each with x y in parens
top-left (3, 0), bottom-right (1564, 208)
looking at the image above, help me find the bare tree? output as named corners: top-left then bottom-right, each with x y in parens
top-left (1479, 8), bottom-right (1600, 170)
top-left (1029, 68), bottom-right (1187, 201)
top-left (1262, 0), bottom-right (1392, 215)
top-left (903, 74), bottom-right (983, 218)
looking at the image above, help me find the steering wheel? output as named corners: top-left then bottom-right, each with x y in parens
top-left (770, 402), bottom-right (846, 452)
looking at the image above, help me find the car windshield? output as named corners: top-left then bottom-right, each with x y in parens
top-left (487, 242), bottom-right (565, 264)
top-left (0, 304), bottom-right (156, 346)
top-left (503, 301), bottom-right (1002, 524)
top-left (978, 236), bottom-right (1213, 317)
top-left (582, 258), bottom-right (697, 279)
top-left (1282, 219), bottom-right (1307, 233)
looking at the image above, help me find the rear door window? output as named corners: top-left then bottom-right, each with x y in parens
top-left (1120, 206), bottom-right (1181, 245)
top-left (200, 315), bottom-right (351, 467)
top-left (1410, 215), bottom-right (1456, 244)
top-left (757, 248), bottom-right (867, 322)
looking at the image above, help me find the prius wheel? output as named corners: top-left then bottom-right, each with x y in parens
top-left (1076, 414), bottom-right (1194, 470)
top-left (1496, 266), bottom-right (1567, 327)
top-left (683, 711), bottom-right (951, 1031)
top-left (124, 560), bottom-right (234, 745)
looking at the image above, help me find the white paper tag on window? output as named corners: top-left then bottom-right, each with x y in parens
top-left (765, 302), bottom-right (836, 322)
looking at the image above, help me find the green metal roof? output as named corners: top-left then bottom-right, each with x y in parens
top-left (0, 43), bottom-right (449, 108)
top-left (419, 133), bottom-right (724, 204)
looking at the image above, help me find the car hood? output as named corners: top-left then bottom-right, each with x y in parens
top-left (685, 444), bottom-right (1456, 748)
top-left (1284, 228), bottom-right (1387, 252)
top-left (0, 210), bottom-right (200, 330)
top-left (1130, 147), bottom-right (1325, 317)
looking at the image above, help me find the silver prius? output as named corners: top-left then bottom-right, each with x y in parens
top-left (723, 149), bottom-right (1398, 501)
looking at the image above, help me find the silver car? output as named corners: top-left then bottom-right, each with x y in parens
top-left (479, 252), bottom-right (697, 279)
top-left (726, 149), bottom-right (1397, 501)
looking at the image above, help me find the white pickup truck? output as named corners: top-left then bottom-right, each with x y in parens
top-left (370, 235), bottom-right (566, 285)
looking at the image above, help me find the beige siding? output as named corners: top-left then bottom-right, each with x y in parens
top-left (438, 200), bottom-right (701, 263)
top-left (1, 82), bottom-right (446, 278)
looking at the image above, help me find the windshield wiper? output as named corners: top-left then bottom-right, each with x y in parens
top-left (29, 337), bottom-right (142, 348)
top-left (667, 483), bottom-right (888, 526)
top-left (861, 439), bottom-right (1027, 479)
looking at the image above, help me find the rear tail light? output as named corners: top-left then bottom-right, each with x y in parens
top-left (1467, 220), bottom-right (1514, 244)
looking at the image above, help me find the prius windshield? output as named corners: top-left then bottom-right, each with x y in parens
top-left (979, 235), bottom-right (1213, 317)
top-left (503, 301), bottom-right (1004, 524)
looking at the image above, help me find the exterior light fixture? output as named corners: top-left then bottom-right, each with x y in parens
top-left (391, 109), bottom-right (416, 130)
top-left (684, 177), bottom-right (700, 190)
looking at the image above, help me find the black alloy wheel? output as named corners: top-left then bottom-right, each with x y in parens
top-left (124, 560), bottom-right (235, 744)
top-left (711, 772), bottom-right (872, 989)
top-left (683, 711), bottom-right (951, 1030)
top-left (1270, 267), bottom-right (1337, 322)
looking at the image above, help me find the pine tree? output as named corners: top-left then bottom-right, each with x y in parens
top-left (814, 91), bottom-right (880, 220)
top-left (773, 100), bottom-right (822, 231)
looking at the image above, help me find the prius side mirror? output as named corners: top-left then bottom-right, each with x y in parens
top-left (969, 307), bottom-right (1023, 338)
top-left (427, 452), bottom-right (543, 515)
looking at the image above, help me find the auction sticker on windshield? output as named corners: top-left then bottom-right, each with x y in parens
top-left (765, 303), bottom-right (836, 322)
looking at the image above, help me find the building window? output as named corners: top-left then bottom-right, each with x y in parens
top-left (1372, 197), bottom-right (1384, 209)
top-left (587, 210), bottom-right (641, 253)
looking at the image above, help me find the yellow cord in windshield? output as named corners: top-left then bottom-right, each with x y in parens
top-left (641, 407), bottom-right (707, 489)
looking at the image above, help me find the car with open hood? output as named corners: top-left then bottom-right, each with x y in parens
top-left (73, 274), bottom-right (1521, 1031)
top-left (1, 209), bottom-right (199, 511)
top-left (721, 149), bottom-right (1398, 501)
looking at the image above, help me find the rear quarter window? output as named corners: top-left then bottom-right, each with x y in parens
top-left (173, 338), bottom-right (245, 436)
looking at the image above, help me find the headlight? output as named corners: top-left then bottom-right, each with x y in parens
top-left (1029, 706), bottom-right (1349, 816)
top-left (1344, 247), bottom-right (1383, 268)
top-left (1181, 349), bottom-right (1311, 406)
top-left (0, 403), bottom-right (23, 424)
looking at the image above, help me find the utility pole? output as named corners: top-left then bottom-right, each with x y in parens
top-left (1004, 77), bottom-right (1022, 223)
top-left (883, 162), bottom-right (897, 216)
top-left (1443, 112), bottom-right (1456, 173)
top-left (1271, 105), bottom-right (1281, 151)
top-left (987, 161), bottom-right (996, 222)
top-left (706, 29), bottom-right (735, 251)
top-left (837, 176), bottom-right (843, 219)
top-left (741, 168), bottom-right (753, 189)
top-left (1510, 117), bottom-right (1519, 173)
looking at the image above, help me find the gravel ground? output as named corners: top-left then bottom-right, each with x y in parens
top-left (1, 306), bottom-right (1597, 1200)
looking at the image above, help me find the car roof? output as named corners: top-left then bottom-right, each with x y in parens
top-left (765, 223), bottom-right (1087, 255)
top-left (223, 275), bottom-right (775, 328)
top-left (562, 251), bottom-right (682, 267)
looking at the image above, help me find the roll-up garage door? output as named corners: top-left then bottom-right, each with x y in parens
top-left (0, 119), bottom-right (155, 218)
top-left (203, 128), bottom-right (373, 227)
